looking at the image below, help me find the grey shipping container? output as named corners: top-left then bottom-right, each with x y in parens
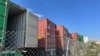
top-left (5, 1), bottom-right (38, 48)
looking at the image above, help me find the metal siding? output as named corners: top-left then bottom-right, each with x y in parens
top-left (25, 11), bottom-right (38, 47)
top-left (38, 20), bottom-right (46, 48)
top-left (16, 12), bottom-right (26, 48)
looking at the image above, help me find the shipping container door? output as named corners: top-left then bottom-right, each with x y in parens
top-left (0, 0), bottom-right (8, 47)
top-left (25, 11), bottom-right (38, 47)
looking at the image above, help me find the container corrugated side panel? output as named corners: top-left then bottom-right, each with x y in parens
top-left (25, 11), bottom-right (38, 47)
top-left (16, 12), bottom-right (26, 48)
top-left (6, 11), bottom-right (27, 48)
top-left (46, 19), bottom-right (56, 49)
top-left (38, 19), bottom-right (56, 49)
top-left (0, 0), bottom-right (8, 47)
top-left (38, 20), bottom-right (46, 48)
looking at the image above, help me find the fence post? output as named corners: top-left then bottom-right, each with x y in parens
top-left (66, 38), bottom-right (69, 56)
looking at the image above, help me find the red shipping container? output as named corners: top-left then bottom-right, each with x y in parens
top-left (38, 18), bottom-right (56, 49)
top-left (56, 26), bottom-right (69, 49)
top-left (71, 33), bottom-right (78, 42)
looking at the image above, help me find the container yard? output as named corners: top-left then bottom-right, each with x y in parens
top-left (0, 0), bottom-right (92, 56)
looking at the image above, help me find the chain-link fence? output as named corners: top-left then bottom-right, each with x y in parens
top-left (0, 31), bottom-right (89, 56)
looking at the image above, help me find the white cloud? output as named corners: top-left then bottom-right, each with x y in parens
top-left (27, 8), bottom-right (44, 18)
top-left (27, 8), bottom-right (34, 12)
top-left (33, 13), bottom-right (44, 18)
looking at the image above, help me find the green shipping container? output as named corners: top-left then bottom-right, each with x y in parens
top-left (78, 35), bottom-right (83, 42)
top-left (0, 0), bottom-right (8, 47)
top-left (0, 50), bottom-right (23, 56)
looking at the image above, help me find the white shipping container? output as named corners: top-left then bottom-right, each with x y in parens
top-left (5, 2), bottom-right (38, 48)
top-left (83, 37), bottom-right (89, 43)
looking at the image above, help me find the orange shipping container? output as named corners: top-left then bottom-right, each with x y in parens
top-left (71, 33), bottom-right (78, 42)
top-left (38, 18), bottom-right (56, 49)
top-left (56, 26), bottom-right (69, 49)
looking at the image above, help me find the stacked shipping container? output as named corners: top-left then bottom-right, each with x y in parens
top-left (38, 19), bottom-right (56, 56)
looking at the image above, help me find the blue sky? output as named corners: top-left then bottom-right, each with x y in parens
top-left (12, 0), bottom-right (100, 40)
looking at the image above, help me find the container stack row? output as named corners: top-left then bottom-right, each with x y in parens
top-left (0, 0), bottom-right (87, 56)
top-left (38, 19), bottom-right (74, 56)
top-left (71, 33), bottom-right (84, 42)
